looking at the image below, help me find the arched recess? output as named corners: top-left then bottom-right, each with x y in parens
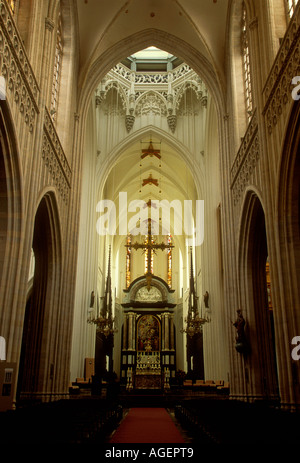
top-left (238, 190), bottom-right (279, 402)
top-left (17, 190), bottom-right (62, 403)
top-left (0, 103), bottom-right (23, 346)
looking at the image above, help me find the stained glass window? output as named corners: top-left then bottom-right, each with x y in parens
top-left (51, 12), bottom-right (63, 121)
top-left (266, 259), bottom-right (273, 312)
top-left (6, 0), bottom-right (16, 14)
top-left (286, 0), bottom-right (299, 19)
top-left (242, 2), bottom-right (253, 121)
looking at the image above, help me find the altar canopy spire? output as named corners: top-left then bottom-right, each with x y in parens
top-left (88, 246), bottom-right (117, 337)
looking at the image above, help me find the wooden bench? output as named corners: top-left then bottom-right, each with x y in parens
top-left (193, 380), bottom-right (205, 386)
top-left (183, 379), bottom-right (193, 387)
top-left (201, 380), bottom-right (216, 388)
top-left (217, 381), bottom-right (229, 393)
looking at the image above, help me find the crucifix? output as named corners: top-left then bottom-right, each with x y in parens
top-left (125, 216), bottom-right (174, 290)
top-left (141, 140), bottom-right (161, 160)
top-left (142, 173), bottom-right (159, 187)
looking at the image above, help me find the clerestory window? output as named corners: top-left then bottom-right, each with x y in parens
top-left (286, 0), bottom-right (299, 19)
top-left (242, 2), bottom-right (253, 121)
top-left (6, 0), bottom-right (17, 15)
top-left (51, 11), bottom-right (63, 121)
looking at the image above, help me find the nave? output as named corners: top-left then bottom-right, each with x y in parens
top-left (0, 0), bottom-right (300, 443)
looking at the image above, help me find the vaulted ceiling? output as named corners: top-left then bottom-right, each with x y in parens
top-left (76, 0), bottom-right (230, 84)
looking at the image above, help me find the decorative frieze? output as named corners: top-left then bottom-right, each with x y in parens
top-left (42, 107), bottom-right (71, 205)
top-left (0, 0), bottom-right (39, 132)
top-left (263, 5), bottom-right (300, 134)
top-left (231, 109), bottom-right (260, 206)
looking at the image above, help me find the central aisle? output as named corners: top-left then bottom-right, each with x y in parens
top-left (109, 408), bottom-right (186, 443)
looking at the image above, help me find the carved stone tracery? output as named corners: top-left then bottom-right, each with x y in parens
top-left (263, 6), bottom-right (300, 134)
top-left (0, 0), bottom-right (39, 132)
top-left (95, 61), bottom-right (208, 133)
top-left (231, 109), bottom-right (260, 206)
top-left (42, 108), bottom-right (72, 205)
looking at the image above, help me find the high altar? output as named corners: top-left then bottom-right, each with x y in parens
top-left (121, 277), bottom-right (176, 390)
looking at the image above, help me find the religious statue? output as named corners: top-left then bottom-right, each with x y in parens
top-left (90, 291), bottom-right (95, 308)
top-left (203, 291), bottom-right (209, 308)
top-left (233, 309), bottom-right (248, 353)
top-left (88, 291), bottom-right (95, 321)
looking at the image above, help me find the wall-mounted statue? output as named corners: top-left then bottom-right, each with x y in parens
top-left (233, 309), bottom-right (248, 354)
top-left (203, 291), bottom-right (209, 308)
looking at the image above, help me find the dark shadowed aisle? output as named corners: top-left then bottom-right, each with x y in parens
top-left (109, 408), bottom-right (186, 443)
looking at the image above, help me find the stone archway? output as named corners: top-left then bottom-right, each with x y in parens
top-left (70, 26), bottom-right (229, 384)
top-left (17, 192), bottom-right (62, 403)
top-left (276, 103), bottom-right (300, 407)
top-left (238, 191), bottom-right (279, 403)
top-left (0, 104), bottom-right (23, 360)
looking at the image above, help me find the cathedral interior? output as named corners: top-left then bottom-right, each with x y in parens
top-left (0, 0), bottom-right (299, 446)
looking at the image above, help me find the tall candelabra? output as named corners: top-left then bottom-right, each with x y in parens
top-left (87, 246), bottom-right (117, 337)
top-left (181, 248), bottom-right (208, 337)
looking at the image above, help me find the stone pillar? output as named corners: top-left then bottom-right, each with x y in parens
top-left (128, 312), bottom-right (134, 350)
top-left (132, 313), bottom-right (137, 350)
top-left (164, 313), bottom-right (170, 351)
top-left (123, 314), bottom-right (128, 350)
top-left (161, 315), bottom-right (165, 351)
top-left (127, 312), bottom-right (137, 351)
top-left (170, 314), bottom-right (175, 351)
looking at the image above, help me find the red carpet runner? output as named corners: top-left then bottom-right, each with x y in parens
top-left (109, 408), bottom-right (186, 443)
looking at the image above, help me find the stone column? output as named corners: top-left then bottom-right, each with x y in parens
top-left (123, 314), bottom-right (128, 350)
top-left (164, 313), bottom-right (170, 351)
top-left (128, 312), bottom-right (134, 350)
top-left (132, 313), bottom-right (137, 350)
top-left (170, 314), bottom-right (175, 351)
top-left (161, 315), bottom-right (165, 351)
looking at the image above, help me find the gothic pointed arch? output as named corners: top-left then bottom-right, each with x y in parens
top-left (237, 190), bottom-right (279, 402)
top-left (17, 190), bottom-right (63, 403)
top-left (0, 102), bottom-right (23, 354)
top-left (277, 102), bottom-right (300, 357)
top-left (135, 90), bottom-right (167, 117)
top-left (78, 28), bottom-right (226, 129)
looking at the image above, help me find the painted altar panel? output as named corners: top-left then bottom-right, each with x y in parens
top-left (137, 314), bottom-right (160, 351)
